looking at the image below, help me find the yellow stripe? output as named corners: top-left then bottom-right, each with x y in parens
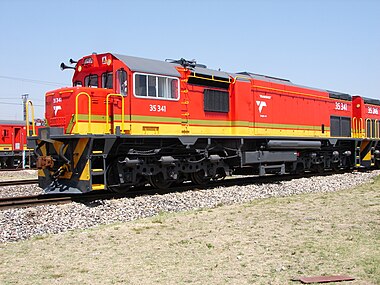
top-left (0, 145), bottom-right (12, 150)
top-left (72, 121), bottom-right (332, 137)
top-left (92, 184), bottom-right (105, 190)
top-left (79, 160), bottom-right (90, 181)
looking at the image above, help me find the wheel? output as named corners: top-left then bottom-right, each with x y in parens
top-left (190, 169), bottom-right (210, 185)
top-left (106, 160), bottom-right (130, 193)
top-left (375, 159), bottom-right (380, 169)
top-left (291, 163), bottom-right (305, 175)
top-left (331, 162), bottom-right (340, 172)
top-left (149, 173), bottom-right (173, 190)
top-left (213, 168), bottom-right (226, 180)
top-left (6, 157), bottom-right (14, 169)
top-left (311, 163), bottom-right (324, 174)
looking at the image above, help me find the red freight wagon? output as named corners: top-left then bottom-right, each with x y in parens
top-left (0, 120), bottom-right (36, 168)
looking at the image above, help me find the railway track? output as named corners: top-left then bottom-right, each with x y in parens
top-left (0, 179), bottom-right (38, 187)
top-left (0, 168), bottom-right (36, 172)
top-left (0, 171), bottom-right (345, 210)
top-left (0, 194), bottom-right (73, 210)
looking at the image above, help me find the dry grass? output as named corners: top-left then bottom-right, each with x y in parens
top-left (1, 176), bottom-right (379, 284)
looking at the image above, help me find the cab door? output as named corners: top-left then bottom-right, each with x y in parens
top-left (109, 68), bottom-right (131, 134)
top-left (13, 127), bottom-right (22, 150)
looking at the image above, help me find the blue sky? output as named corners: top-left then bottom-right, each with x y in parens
top-left (0, 0), bottom-right (379, 120)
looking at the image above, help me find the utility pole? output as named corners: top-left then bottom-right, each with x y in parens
top-left (21, 94), bottom-right (29, 121)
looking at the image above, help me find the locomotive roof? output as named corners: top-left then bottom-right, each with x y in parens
top-left (113, 53), bottom-right (231, 80)
top-left (238, 71), bottom-right (353, 99)
top-left (363, 97), bottom-right (380, 105)
top-left (113, 54), bottom-right (181, 77)
top-left (0, 120), bottom-right (26, 126)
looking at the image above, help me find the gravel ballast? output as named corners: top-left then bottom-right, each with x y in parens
top-left (1, 171), bottom-right (379, 243)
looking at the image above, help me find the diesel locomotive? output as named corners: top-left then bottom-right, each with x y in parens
top-left (27, 52), bottom-right (380, 193)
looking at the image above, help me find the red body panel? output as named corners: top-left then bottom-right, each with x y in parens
top-left (0, 123), bottom-right (27, 150)
top-left (43, 52), bottom-right (376, 140)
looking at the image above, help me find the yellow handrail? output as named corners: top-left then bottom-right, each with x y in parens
top-left (188, 73), bottom-right (231, 84)
top-left (359, 118), bottom-right (363, 138)
top-left (365, 118), bottom-right (372, 138)
top-left (375, 119), bottom-right (379, 138)
top-left (75, 92), bottom-right (91, 134)
top-left (231, 75), bottom-right (251, 84)
top-left (106, 93), bottom-right (125, 134)
top-left (352, 117), bottom-right (364, 138)
top-left (26, 100), bottom-right (36, 136)
top-left (352, 117), bottom-right (357, 137)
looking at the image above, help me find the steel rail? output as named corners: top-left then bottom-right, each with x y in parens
top-left (0, 194), bottom-right (73, 210)
top-left (0, 179), bottom-right (38, 187)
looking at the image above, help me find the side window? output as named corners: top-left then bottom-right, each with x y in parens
top-left (135, 74), bottom-right (147, 96)
top-left (134, 73), bottom-right (179, 100)
top-left (148, 75), bottom-right (156, 97)
top-left (73, 81), bottom-right (82, 87)
top-left (116, 69), bottom-right (127, 96)
top-left (84, 74), bottom-right (98, 87)
top-left (102, 72), bottom-right (113, 89)
top-left (169, 78), bottom-right (178, 99)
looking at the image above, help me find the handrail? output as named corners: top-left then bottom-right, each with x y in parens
top-left (375, 119), bottom-right (379, 138)
top-left (26, 100), bottom-right (36, 136)
top-left (188, 73), bottom-right (231, 84)
top-left (352, 117), bottom-right (364, 138)
top-left (106, 93), bottom-right (125, 134)
top-left (359, 118), bottom-right (364, 138)
top-left (75, 92), bottom-right (91, 133)
top-left (352, 117), bottom-right (356, 137)
top-left (365, 118), bottom-right (372, 138)
top-left (231, 75), bottom-right (251, 84)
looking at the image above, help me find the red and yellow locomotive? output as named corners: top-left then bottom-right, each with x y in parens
top-left (27, 52), bottom-right (380, 193)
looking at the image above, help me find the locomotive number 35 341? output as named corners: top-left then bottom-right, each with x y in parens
top-left (149, 104), bottom-right (167, 112)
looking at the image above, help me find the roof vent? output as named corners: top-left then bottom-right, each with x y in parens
top-left (166, 58), bottom-right (206, 69)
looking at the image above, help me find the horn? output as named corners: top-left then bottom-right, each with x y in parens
top-left (69, 58), bottom-right (78, 64)
top-left (60, 62), bottom-right (75, 71)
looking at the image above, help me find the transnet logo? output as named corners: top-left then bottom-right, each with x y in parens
top-left (256, 101), bottom-right (267, 113)
top-left (53, 105), bottom-right (62, 116)
top-left (256, 94), bottom-right (271, 118)
top-left (53, 97), bottom-right (62, 116)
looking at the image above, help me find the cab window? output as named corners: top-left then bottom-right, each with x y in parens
top-left (84, 74), bottom-right (98, 87)
top-left (116, 69), bottom-right (127, 96)
top-left (73, 81), bottom-right (82, 87)
top-left (102, 72), bottom-right (113, 89)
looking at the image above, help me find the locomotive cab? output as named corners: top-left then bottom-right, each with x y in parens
top-left (47, 53), bottom-right (131, 135)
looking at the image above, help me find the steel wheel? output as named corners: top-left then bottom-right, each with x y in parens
top-left (149, 173), bottom-right (172, 190)
top-left (190, 169), bottom-right (210, 185)
top-left (106, 160), bottom-right (130, 193)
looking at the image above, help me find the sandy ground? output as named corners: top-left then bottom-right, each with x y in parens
top-left (1, 177), bottom-right (379, 284)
